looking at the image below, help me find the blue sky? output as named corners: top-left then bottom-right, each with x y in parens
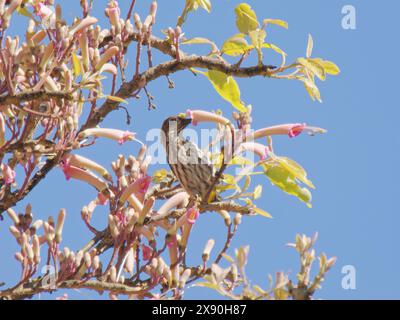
top-left (1, 0), bottom-right (399, 300)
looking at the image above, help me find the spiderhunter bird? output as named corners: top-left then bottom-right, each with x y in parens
top-left (161, 115), bottom-right (216, 204)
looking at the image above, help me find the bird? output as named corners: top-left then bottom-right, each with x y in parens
top-left (161, 115), bottom-right (215, 203)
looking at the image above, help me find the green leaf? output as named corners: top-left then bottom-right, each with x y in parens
top-left (262, 19), bottom-right (288, 29)
top-left (105, 95), bottom-right (128, 104)
top-left (249, 29), bottom-right (266, 64)
top-left (152, 169), bottom-right (169, 183)
top-left (221, 34), bottom-right (253, 56)
top-left (249, 29), bottom-right (266, 49)
top-left (275, 156), bottom-right (315, 189)
top-left (300, 77), bottom-right (322, 102)
top-left (181, 37), bottom-right (218, 54)
top-left (71, 52), bottom-right (82, 77)
top-left (197, 69), bottom-right (248, 112)
top-left (298, 57), bottom-right (326, 81)
top-left (253, 207), bottom-right (273, 219)
top-left (262, 43), bottom-right (287, 56)
top-left (234, 3), bottom-right (259, 34)
top-left (253, 185), bottom-right (263, 199)
top-left (229, 155), bottom-right (254, 166)
top-left (186, 0), bottom-right (211, 13)
top-left (194, 282), bottom-right (221, 291)
top-left (262, 156), bottom-right (314, 207)
top-left (197, 0), bottom-right (212, 12)
top-left (320, 60), bottom-right (340, 75)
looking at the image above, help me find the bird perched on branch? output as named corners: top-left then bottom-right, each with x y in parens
top-left (161, 115), bottom-right (216, 204)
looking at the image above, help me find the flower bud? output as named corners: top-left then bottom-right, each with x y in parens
top-left (84, 252), bottom-right (92, 269)
top-left (94, 46), bottom-right (119, 71)
top-left (179, 269), bottom-right (191, 289)
top-left (6, 208), bottom-right (19, 225)
top-left (109, 266), bottom-right (117, 282)
top-left (15, 252), bottom-right (24, 263)
top-left (218, 210), bottom-right (231, 227)
top-left (32, 235), bottom-right (41, 264)
top-left (202, 239), bottom-right (215, 263)
top-left (75, 250), bottom-right (84, 267)
top-left (55, 208), bottom-right (66, 244)
top-left (133, 13), bottom-right (142, 31)
top-left (92, 255), bottom-right (100, 271)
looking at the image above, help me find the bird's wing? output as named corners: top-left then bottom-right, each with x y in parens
top-left (178, 139), bottom-right (214, 175)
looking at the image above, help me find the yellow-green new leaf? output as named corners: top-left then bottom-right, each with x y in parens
top-left (152, 169), bottom-right (169, 183)
top-left (263, 19), bottom-right (288, 29)
top-left (186, 0), bottom-right (211, 13)
top-left (263, 43), bottom-right (287, 67)
top-left (197, 0), bottom-right (212, 12)
top-left (181, 37), bottom-right (218, 54)
top-left (198, 69), bottom-right (248, 112)
top-left (275, 156), bottom-right (315, 189)
top-left (222, 34), bottom-right (253, 56)
top-left (320, 60), bottom-right (340, 75)
top-left (249, 29), bottom-right (266, 49)
top-left (253, 207), bottom-right (273, 219)
top-left (235, 3), bottom-right (259, 34)
top-left (71, 52), bottom-right (82, 77)
top-left (249, 29), bottom-right (266, 64)
top-left (194, 282), bottom-right (221, 291)
top-left (300, 77), bottom-right (322, 102)
top-left (253, 185), bottom-right (263, 199)
top-left (298, 58), bottom-right (326, 81)
top-left (106, 95), bottom-right (128, 104)
top-left (263, 164), bottom-right (313, 207)
top-left (229, 155), bottom-right (254, 166)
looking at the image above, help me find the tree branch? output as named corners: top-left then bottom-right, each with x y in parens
top-left (0, 90), bottom-right (73, 107)
top-left (0, 278), bottom-right (150, 300)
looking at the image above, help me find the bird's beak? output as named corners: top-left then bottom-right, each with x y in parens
top-left (177, 113), bottom-right (192, 128)
top-left (182, 118), bottom-right (192, 127)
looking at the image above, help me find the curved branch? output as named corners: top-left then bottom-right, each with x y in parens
top-left (0, 90), bottom-right (73, 107)
top-left (0, 278), bottom-right (149, 300)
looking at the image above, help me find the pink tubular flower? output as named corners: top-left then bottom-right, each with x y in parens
top-left (186, 109), bottom-right (230, 126)
top-left (250, 123), bottom-right (306, 140)
top-left (142, 244), bottom-right (153, 260)
top-left (1, 164), bottom-right (16, 185)
top-left (69, 16), bottom-right (98, 36)
top-left (95, 46), bottom-right (120, 71)
top-left (60, 162), bottom-right (108, 192)
top-left (239, 142), bottom-right (269, 160)
top-left (157, 192), bottom-right (189, 217)
top-left (63, 154), bottom-right (111, 181)
top-left (185, 207), bottom-right (200, 225)
top-left (35, 3), bottom-right (53, 19)
top-left (248, 123), bottom-right (327, 140)
top-left (119, 175), bottom-right (151, 205)
top-left (105, 1), bottom-right (120, 27)
top-left (79, 128), bottom-right (135, 145)
top-left (166, 235), bottom-right (178, 249)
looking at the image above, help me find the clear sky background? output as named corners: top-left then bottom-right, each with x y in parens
top-left (1, 0), bottom-right (399, 300)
